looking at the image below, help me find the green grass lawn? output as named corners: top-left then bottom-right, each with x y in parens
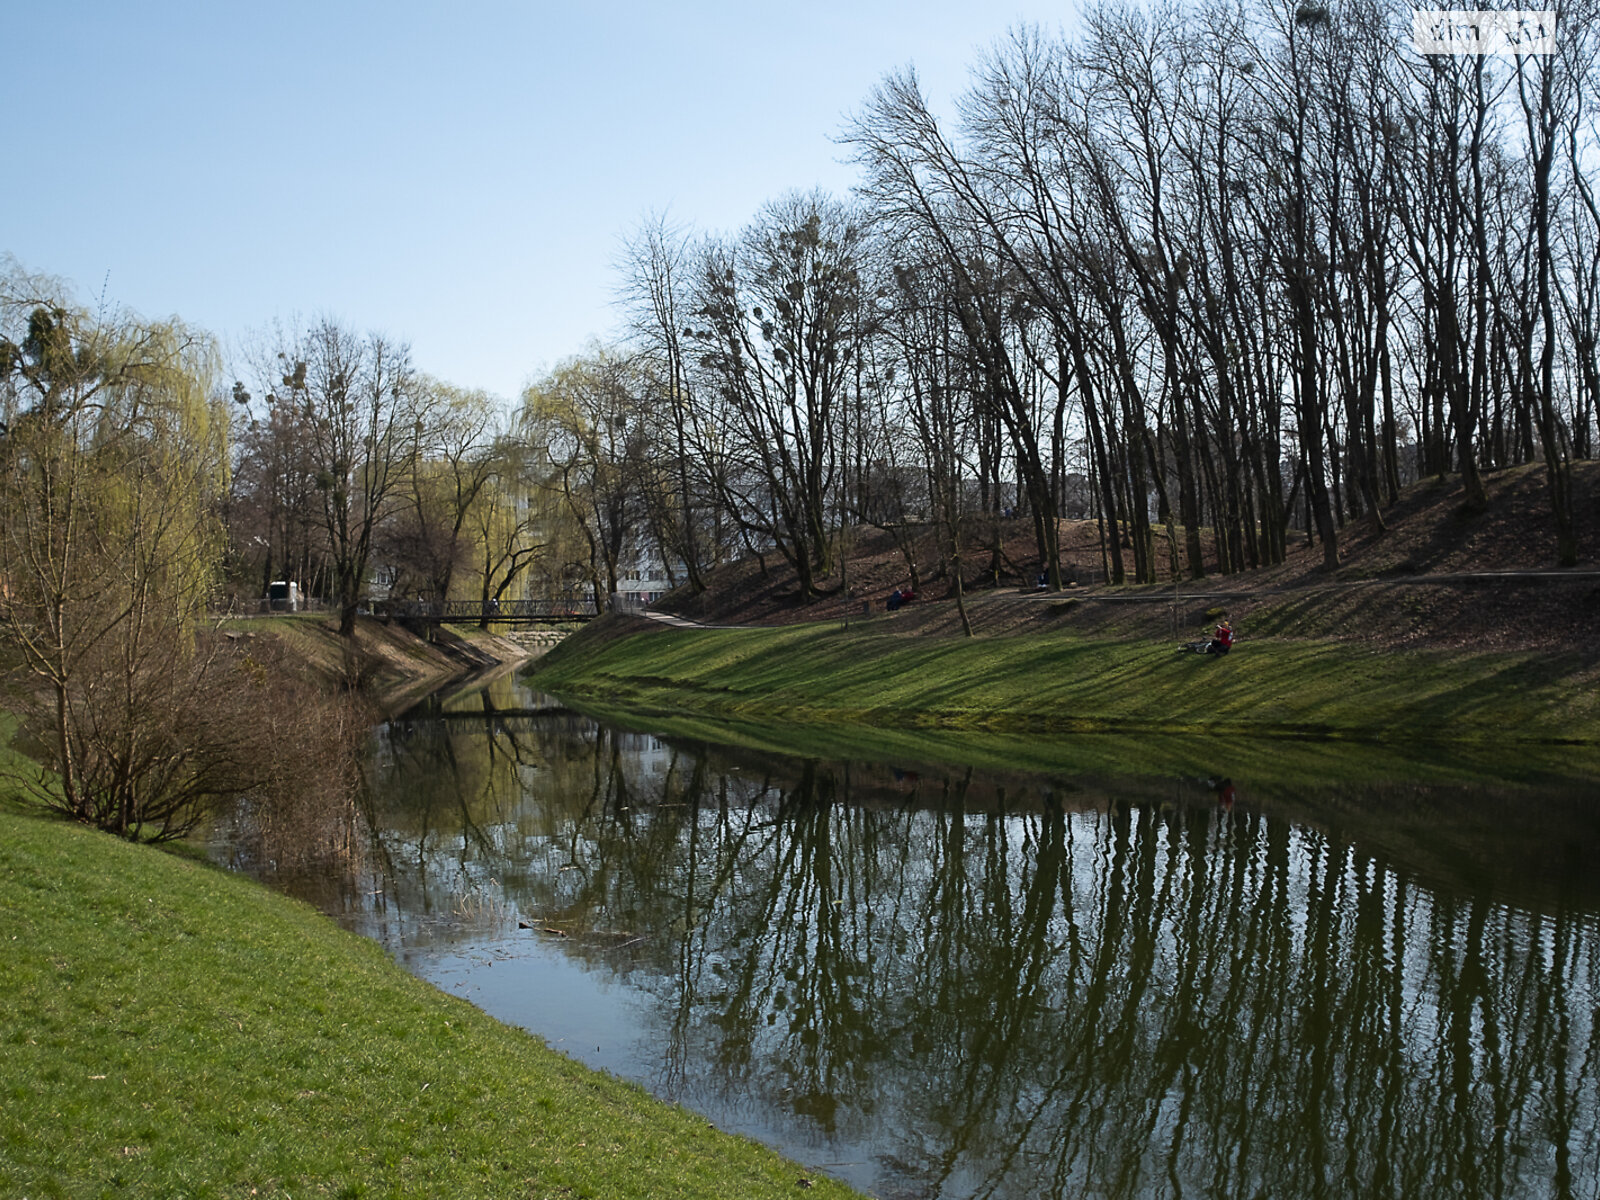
top-left (530, 618), bottom-right (1600, 750)
top-left (0, 801), bottom-right (866, 1200)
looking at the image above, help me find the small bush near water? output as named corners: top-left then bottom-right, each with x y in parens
top-left (2, 635), bottom-right (368, 847)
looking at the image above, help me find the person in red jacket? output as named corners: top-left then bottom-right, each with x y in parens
top-left (1207, 619), bottom-right (1235, 655)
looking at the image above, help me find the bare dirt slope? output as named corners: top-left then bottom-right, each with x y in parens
top-left (225, 614), bottom-right (531, 711)
top-left (659, 461), bottom-right (1600, 654)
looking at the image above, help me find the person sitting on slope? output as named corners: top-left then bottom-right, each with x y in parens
top-left (1206, 618), bottom-right (1235, 655)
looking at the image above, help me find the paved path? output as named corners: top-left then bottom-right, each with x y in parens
top-left (1010, 568), bottom-right (1600, 605)
top-left (637, 609), bottom-right (748, 630)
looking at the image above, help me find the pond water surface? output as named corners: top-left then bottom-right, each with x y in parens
top-left (212, 671), bottom-right (1600, 1200)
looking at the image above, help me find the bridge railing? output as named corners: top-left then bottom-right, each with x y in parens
top-left (377, 598), bottom-right (600, 621)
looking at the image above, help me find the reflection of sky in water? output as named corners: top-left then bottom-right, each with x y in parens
top-left (411, 940), bottom-right (652, 1080)
top-left (217, 677), bottom-right (1600, 1200)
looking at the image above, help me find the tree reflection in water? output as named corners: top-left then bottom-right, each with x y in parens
top-left (240, 683), bottom-right (1600, 1200)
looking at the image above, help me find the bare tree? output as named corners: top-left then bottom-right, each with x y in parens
top-left (687, 193), bottom-right (873, 600)
top-left (882, 255), bottom-right (983, 633)
top-left (1512, 0), bottom-right (1598, 564)
top-left (268, 318), bottom-right (419, 636)
top-left (227, 379), bottom-right (328, 604)
top-left (619, 214), bottom-right (710, 592)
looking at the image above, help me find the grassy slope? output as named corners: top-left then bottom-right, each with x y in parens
top-left (569, 465), bottom-right (1600, 765)
top-left (530, 616), bottom-right (1600, 751)
top-left (0, 802), bottom-right (863, 1200)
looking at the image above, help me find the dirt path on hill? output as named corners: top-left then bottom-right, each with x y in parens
top-left (653, 462), bottom-right (1600, 657)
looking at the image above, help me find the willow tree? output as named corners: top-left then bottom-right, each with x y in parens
top-left (384, 376), bottom-right (500, 607)
top-left (0, 264), bottom-right (247, 840)
top-left (464, 431), bottom-right (556, 625)
top-left (524, 348), bottom-right (648, 607)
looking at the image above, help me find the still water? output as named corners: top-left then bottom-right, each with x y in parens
top-left (214, 672), bottom-right (1600, 1200)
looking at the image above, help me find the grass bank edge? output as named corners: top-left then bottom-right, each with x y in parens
top-left (533, 693), bottom-right (1599, 792)
top-left (530, 618), bottom-right (1600, 755)
top-left (0, 801), bottom-right (866, 1199)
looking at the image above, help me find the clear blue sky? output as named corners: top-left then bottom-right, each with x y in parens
top-left (6, 1), bottom-right (1078, 401)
